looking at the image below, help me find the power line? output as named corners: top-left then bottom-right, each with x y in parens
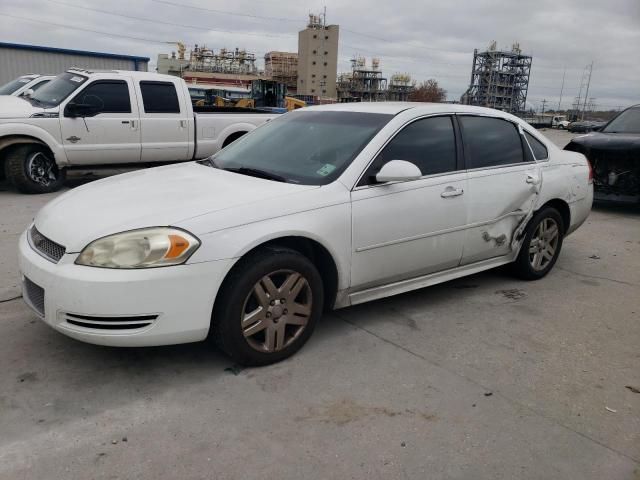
top-left (151, 0), bottom-right (300, 23)
top-left (0, 12), bottom-right (171, 44)
top-left (149, 0), bottom-right (480, 56)
top-left (44, 0), bottom-right (296, 39)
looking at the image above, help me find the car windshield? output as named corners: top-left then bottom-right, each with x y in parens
top-left (0, 76), bottom-right (32, 95)
top-left (30, 72), bottom-right (87, 108)
top-left (209, 111), bottom-right (392, 185)
top-left (602, 107), bottom-right (640, 134)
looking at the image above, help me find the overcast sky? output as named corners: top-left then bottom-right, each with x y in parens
top-left (2, 0), bottom-right (639, 110)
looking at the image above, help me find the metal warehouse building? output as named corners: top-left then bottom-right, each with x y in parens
top-left (0, 42), bottom-right (149, 84)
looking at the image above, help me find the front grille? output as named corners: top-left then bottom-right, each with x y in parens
top-left (23, 277), bottom-right (45, 317)
top-left (62, 313), bottom-right (158, 331)
top-left (29, 226), bottom-right (66, 263)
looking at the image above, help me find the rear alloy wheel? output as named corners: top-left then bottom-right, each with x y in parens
top-left (5, 144), bottom-right (66, 194)
top-left (529, 218), bottom-right (560, 272)
top-left (212, 246), bottom-right (323, 366)
top-left (512, 207), bottom-right (564, 280)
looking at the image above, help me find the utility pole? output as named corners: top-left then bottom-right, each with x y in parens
top-left (541, 98), bottom-right (547, 115)
top-left (581, 62), bottom-right (593, 121)
top-left (557, 67), bottom-right (565, 111)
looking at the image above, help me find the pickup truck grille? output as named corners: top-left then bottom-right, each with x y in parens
top-left (29, 226), bottom-right (66, 263)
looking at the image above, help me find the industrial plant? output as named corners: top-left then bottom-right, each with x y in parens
top-left (156, 13), bottom-right (417, 103)
top-left (462, 41), bottom-right (532, 114)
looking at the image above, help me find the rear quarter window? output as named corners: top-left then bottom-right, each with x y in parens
top-left (524, 131), bottom-right (549, 160)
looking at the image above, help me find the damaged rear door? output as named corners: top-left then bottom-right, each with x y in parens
top-left (457, 115), bottom-right (540, 265)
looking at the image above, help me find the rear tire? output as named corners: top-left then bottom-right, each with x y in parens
top-left (512, 207), bottom-right (564, 280)
top-left (5, 144), bottom-right (65, 194)
top-left (211, 246), bottom-right (324, 366)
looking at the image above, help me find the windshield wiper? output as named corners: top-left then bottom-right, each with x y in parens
top-left (224, 167), bottom-right (287, 183)
top-left (197, 157), bottom-right (216, 167)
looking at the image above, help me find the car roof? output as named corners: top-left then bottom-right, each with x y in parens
top-left (303, 101), bottom-right (519, 119)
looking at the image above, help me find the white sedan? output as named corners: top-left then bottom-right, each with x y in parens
top-left (19, 103), bottom-right (593, 365)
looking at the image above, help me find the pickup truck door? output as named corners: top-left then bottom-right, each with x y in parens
top-left (136, 80), bottom-right (191, 162)
top-left (350, 115), bottom-right (467, 290)
top-left (456, 115), bottom-right (540, 265)
top-left (60, 79), bottom-right (141, 164)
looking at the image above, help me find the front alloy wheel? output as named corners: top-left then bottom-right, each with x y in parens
top-left (26, 151), bottom-right (59, 187)
top-left (212, 246), bottom-right (324, 366)
top-left (242, 270), bottom-right (312, 353)
top-left (5, 144), bottom-right (65, 194)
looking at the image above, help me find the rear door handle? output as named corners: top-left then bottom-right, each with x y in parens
top-left (179, 119), bottom-right (187, 128)
top-left (526, 174), bottom-right (540, 185)
top-left (441, 187), bottom-right (464, 198)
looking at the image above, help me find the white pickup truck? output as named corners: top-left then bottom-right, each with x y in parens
top-left (0, 69), bottom-right (278, 193)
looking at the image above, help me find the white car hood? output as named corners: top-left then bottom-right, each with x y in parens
top-left (0, 95), bottom-right (43, 118)
top-left (34, 162), bottom-right (318, 252)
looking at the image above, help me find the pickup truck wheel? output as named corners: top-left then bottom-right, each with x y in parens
top-left (212, 246), bottom-right (324, 366)
top-left (5, 144), bottom-right (65, 194)
top-left (512, 207), bottom-right (564, 280)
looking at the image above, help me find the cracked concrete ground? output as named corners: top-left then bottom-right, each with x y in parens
top-left (0, 129), bottom-right (638, 479)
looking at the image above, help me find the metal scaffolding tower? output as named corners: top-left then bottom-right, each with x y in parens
top-left (388, 74), bottom-right (415, 101)
top-left (462, 42), bottom-right (532, 114)
top-left (336, 57), bottom-right (389, 102)
top-left (264, 51), bottom-right (298, 91)
top-left (188, 45), bottom-right (258, 75)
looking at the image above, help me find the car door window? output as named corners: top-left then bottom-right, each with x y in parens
top-left (459, 116), bottom-right (525, 168)
top-left (140, 81), bottom-right (180, 113)
top-left (71, 81), bottom-right (131, 113)
top-left (361, 116), bottom-right (457, 185)
top-left (524, 131), bottom-right (549, 160)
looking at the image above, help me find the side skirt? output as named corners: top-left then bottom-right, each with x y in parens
top-left (334, 254), bottom-right (518, 309)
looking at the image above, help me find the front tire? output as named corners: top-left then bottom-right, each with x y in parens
top-left (212, 246), bottom-right (324, 366)
top-left (5, 144), bottom-right (65, 194)
top-left (512, 207), bottom-right (564, 280)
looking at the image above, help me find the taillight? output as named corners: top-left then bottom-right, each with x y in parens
top-left (587, 160), bottom-right (594, 184)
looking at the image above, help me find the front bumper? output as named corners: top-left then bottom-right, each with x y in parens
top-left (18, 230), bottom-right (234, 347)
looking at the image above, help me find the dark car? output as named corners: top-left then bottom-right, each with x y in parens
top-left (564, 105), bottom-right (640, 204)
top-left (567, 120), bottom-right (605, 133)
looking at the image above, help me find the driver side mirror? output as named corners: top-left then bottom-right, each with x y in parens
top-left (375, 160), bottom-right (422, 183)
top-left (21, 88), bottom-right (35, 98)
top-left (65, 103), bottom-right (99, 118)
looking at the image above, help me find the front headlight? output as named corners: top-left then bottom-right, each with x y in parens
top-left (75, 227), bottom-right (200, 268)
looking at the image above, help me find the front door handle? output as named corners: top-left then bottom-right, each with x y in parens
top-left (179, 119), bottom-right (187, 128)
top-left (441, 187), bottom-right (464, 198)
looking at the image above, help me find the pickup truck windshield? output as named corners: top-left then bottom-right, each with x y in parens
top-left (603, 107), bottom-right (640, 134)
top-left (211, 111), bottom-right (392, 185)
top-left (30, 72), bottom-right (87, 108)
top-left (0, 77), bottom-right (31, 95)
